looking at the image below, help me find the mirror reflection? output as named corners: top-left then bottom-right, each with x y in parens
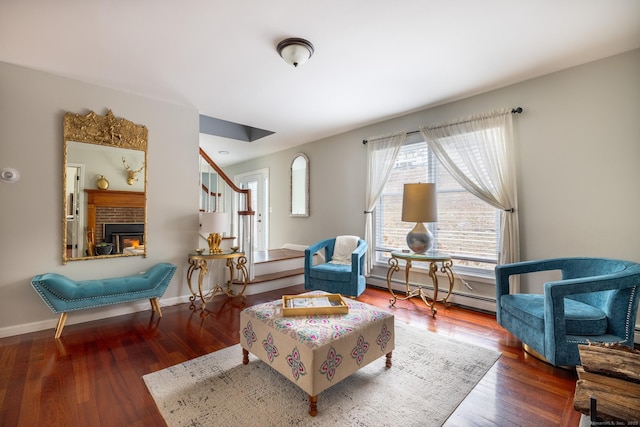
top-left (290, 153), bottom-right (309, 217)
top-left (63, 110), bottom-right (148, 263)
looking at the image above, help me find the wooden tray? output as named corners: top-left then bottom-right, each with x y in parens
top-left (282, 293), bottom-right (348, 316)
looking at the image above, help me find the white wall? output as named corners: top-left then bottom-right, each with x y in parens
top-left (1, 48), bottom-right (639, 337)
top-left (0, 61), bottom-right (200, 337)
top-left (226, 49), bottom-right (640, 324)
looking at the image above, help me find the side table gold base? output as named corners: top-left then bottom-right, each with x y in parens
top-left (187, 251), bottom-right (248, 310)
top-left (386, 251), bottom-right (455, 318)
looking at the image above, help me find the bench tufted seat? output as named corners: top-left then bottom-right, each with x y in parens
top-left (31, 262), bottom-right (177, 338)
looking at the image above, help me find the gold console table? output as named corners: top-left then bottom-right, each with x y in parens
top-left (386, 251), bottom-right (454, 317)
top-left (187, 251), bottom-right (248, 309)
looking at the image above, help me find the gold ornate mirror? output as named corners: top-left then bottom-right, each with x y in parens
top-left (63, 110), bottom-right (148, 264)
top-left (290, 153), bottom-right (309, 217)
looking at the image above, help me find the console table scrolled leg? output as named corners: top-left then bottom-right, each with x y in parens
top-left (429, 262), bottom-right (438, 317)
top-left (197, 265), bottom-right (209, 309)
top-left (308, 395), bottom-right (318, 417)
top-left (225, 258), bottom-right (235, 296)
top-left (386, 257), bottom-right (400, 307)
top-left (235, 256), bottom-right (249, 297)
top-left (186, 260), bottom-right (201, 304)
top-left (242, 348), bottom-right (249, 365)
top-left (441, 260), bottom-right (455, 305)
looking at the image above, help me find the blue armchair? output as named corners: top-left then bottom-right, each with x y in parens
top-left (496, 257), bottom-right (640, 367)
top-left (304, 237), bottom-right (368, 297)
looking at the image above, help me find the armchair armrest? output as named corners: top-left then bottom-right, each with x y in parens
top-left (350, 240), bottom-right (368, 278)
top-left (496, 258), bottom-right (568, 298)
top-left (544, 270), bottom-right (640, 337)
top-left (305, 238), bottom-right (333, 269)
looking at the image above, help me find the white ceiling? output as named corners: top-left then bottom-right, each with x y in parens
top-left (2, 1), bottom-right (639, 166)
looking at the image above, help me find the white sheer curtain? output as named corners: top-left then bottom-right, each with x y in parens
top-left (419, 109), bottom-right (520, 287)
top-left (364, 132), bottom-right (405, 274)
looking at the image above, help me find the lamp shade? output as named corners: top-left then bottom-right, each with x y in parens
top-left (401, 183), bottom-right (437, 223)
top-left (200, 212), bottom-right (229, 234)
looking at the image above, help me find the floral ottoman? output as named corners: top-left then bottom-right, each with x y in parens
top-left (240, 291), bottom-right (395, 416)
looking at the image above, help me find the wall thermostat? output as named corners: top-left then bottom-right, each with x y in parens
top-left (0, 168), bottom-right (20, 184)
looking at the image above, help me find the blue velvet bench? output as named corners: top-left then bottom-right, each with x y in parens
top-left (31, 263), bottom-right (177, 338)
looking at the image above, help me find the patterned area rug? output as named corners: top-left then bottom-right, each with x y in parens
top-left (143, 321), bottom-right (501, 427)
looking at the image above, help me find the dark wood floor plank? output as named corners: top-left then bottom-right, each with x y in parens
top-left (0, 284), bottom-right (582, 426)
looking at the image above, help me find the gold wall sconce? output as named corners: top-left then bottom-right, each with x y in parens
top-left (122, 157), bottom-right (145, 185)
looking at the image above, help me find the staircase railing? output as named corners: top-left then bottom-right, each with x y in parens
top-left (199, 147), bottom-right (255, 280)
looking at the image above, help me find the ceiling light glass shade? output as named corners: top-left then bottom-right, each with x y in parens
top-left (277, 38), bottom-right (314, 67)
top-left (402, 183), bottom-right (437, 253)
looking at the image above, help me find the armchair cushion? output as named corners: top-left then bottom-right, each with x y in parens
top-left (500, 294), bottom-right (608, 336)
top-left (308, 263), bottom-right (353, 282)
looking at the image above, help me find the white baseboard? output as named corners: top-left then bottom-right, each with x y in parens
top-left (0, 295), bottom-right (192, 339)
top-left (366, 276), bottom-right (498, 313)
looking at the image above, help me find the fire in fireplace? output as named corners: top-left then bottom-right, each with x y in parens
top-left (103, 223), bottom-right (144, 254)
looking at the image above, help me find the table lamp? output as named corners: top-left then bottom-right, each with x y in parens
top-left (200, 212), bottom-right (229, 254)
top-left (401, 183), bottom-right (437, 254)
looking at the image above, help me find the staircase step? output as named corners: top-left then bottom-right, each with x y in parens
top-left (254, 248), bottom-right (307, 275)
top-left (249, 267), bottom-right (304, 284)
top-left (230, 248), bottom-right (309, 295)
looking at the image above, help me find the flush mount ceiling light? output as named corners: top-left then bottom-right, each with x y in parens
top-left (277, 38), bottom-right (314, 67)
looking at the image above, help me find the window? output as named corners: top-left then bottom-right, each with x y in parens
top-left (375, 139), bottom-right (499, 273)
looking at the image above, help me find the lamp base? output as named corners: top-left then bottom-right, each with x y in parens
top-left (207, 232), bottom-right (223, 254)
top-left (406, 222), bottom-right (433, 254)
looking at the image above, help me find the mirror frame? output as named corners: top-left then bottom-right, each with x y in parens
top-left (62, 110), bottom-right (148, 264)
top-left (290, 153), bottom-right (309, 217)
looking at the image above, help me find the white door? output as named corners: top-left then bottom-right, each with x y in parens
top-left (235, 169), bottom-right (269, 251)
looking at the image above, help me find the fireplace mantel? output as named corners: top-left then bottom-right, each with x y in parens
top-left (85, 190), bottom-right (145, 237)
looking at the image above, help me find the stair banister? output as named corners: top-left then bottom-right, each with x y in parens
top-left (199, 147), bottom-right (255, 280)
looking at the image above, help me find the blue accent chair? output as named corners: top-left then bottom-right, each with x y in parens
top-left (31, 262), bottom-right (177, 338)
top-left (496, 257), bottom-right (640, 366)
top-left (304, 238), bottom-right (368, 297)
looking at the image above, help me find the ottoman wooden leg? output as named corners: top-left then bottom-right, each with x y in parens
top-left (386, 351), bottom-right (393, 368)
top-left (242, 348), bottom-right (249, 365)
top-left (308, 394), bottom-right (318, 416)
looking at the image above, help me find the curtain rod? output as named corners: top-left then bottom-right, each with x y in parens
top-left (362, 107), bottom-right (523, 145)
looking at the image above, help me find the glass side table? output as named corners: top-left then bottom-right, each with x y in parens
top-left (386, 250), bottom-right (455, 317)
top-left (187, 250), bottom-right (248, 309)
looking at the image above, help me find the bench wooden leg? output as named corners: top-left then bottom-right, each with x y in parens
top-left (150, 298), bottom-right (162, 317)
top-left (242, 348), bottom-right (249, 365)
top-left (54, 313), bottom-right (68, 339)
top-left (386, 351), bottom-right (393, 368)
top-left (308, 395), bottom-right (318, 416)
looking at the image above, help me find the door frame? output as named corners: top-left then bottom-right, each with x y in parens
top-left (234, 168), bottom-right (269, 251)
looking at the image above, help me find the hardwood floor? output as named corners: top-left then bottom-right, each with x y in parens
top-left (0, 285), bottom-right (582, 426)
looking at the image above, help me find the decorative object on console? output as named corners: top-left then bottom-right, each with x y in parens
top-left (96, 175), bottom-right (109, 190)
top-left (402, 183), bottom-right (437, 254)
top-left (200, 211), bottom-right (229, 254)
top-left (276, 38), bottom-right (314, 67)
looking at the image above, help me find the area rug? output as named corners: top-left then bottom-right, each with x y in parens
top-left (143, 321), bottom-right (501, 427)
